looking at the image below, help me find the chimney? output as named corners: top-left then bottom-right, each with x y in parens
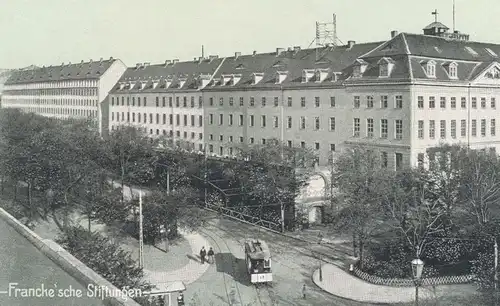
top-left (109, 56), bottom-right (114, 61)
top-left (391, 30), bottom-right (398, 38)
top-left (172, 59), bottom-right (179, 64)
top-left (347, 40), bottom-right (356, 48)
top-left (164, 60), bottom-right (172, 66)
top-left (198, 57), bottom-right (204, 63)
top-left (135, 63), bottom-right (141, 69)
top-left (89, 59), bottom-right (93, 63)
top-left (143, 62), bottom-right (150, 68)
top-left (80, 60), bottom-right (84, 64)
top-left (293, 46), bottom-right (301, 52)
top-left (208, 55), bottom-right (218, 61)
top-left (100, 57), bottom-right (103, 62)
top-left (276, 47), bottom-right (285, 56)
top-left (253, 50), bottom-right (257, 56)
top-left (235, 52), bottom-right (241, 59)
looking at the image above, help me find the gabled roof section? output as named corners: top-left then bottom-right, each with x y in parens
top-left (359, 33), bottom-right (410, 59)
top-left (469, 61), bottom-right (500, 84)
top-left (409, 56), bottom-right (478, 81)
top-left (6, 58), bottom-right (117, 85)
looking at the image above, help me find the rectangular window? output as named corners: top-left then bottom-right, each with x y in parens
top-left (300, 116), bottom-right (306, 129)
top-left (314, 117), bottom-right (320, 130)
top-left (249, 115), bottom-right (254, 127)
top-left (274, 97), bottom-right (279, 107)
top-left (287, 116), bottom-right (292, 128)
top-left (301, 97), bottom-right (306, 107)
top-left (315, 97), bottom-right (320, 107)
top-left (381, 95), bottom-right (388, 108)
top-left (353, 118), bottom-right (360, 137)
top-left (239, 97), bottom-right (244, 106)
top-left (429, 120), bottom-right (435, 138)
top-left (209, 114), bottom-right (213, 125)
top-left (183, 97), bottom-right (187, 107)
top-left (273, 116), bottom-right (279, 128)
top-left (239, 115), bottom-right (243, 126)
top-left (429, 96), bottom-right (435, 108)
top-left (330, 97), bottom-right (336, 107)
top-left (329, 117), bottom-right (335, 131)
top-left (472, 119), bottom-right (477, 136)
top-left (367, 118), bottom-right (374, 138)
top-left (199, 115), bottom-right (203, 127)
top-left (287, 97), bottom-right (292, 107)
top-left (219, 114), bottom-right (223, 125)
top-left (261, 115), bottom-right (266, 127)
top-left (451, 97), bottom-right (456, 109)
top-left (183, 114), bottom-right (188, 126)
top-left (315, 142), bottom-right (320, 150)
top-left (250, 97), bottom-right (255, 106)
top-left (330, 144), bottom-right (336, 151)
top-left (395, 120), bottom-right (403, 139)
top-left (451, 120), bottom-right (456, 138)
top-left (156, 113), bottom-right (159, 124)
top-left (381, 152), bottom-right (388, 168)
top-left (209, 97), bottom-right (214, 106)
top-left (440, 97), bottom-right (446, 109)
top-left (417, 96), bottom-right (424, 109)
top-left (472, 97), bottom-right (477, 108)
top-left (176, 114), bottom-right (180, 126)
top-left (395, 153), bottom-right (403, 171)
top-left (190, 115), bottom-right (195, 126)
top-left (461, 119), bottom-right (467, 137)
top-left (261, 97), bottom-right (266, 107)
top-left (229, 97), bottom-right (234, 106)
top-left (492, 119), bottom-right (496, 136)
top-left (354, 96), bottom-right (360, 108)
top-left (149, 114), bottom-right (153, 124)
top-left (367, 96), bottom-right (374, 108)
top-left (219, 97), bottom-right (224, 106)
top-left (176, 97), bottom-right (180, 107)
top-left (156, 97), bottom-right (159, 107)
top-left (169, 97), bottom-right (173, 107)
top-left (229, 114), bottom-right (233, 126)
top-left (381, 119), bottom-right (388, 138)
top-left (461, 97), bottom-right (466, 109)
top-left (440, 120), bottom-right (446, 139)
top-left (417, 153), bottom-right (425, 169)
top-left (492, 97), bottom-right (496, 109)
top-left (395, 95), bottom-right (403, 108)
top-left (481, 97), bottom-right (486, 108)
top-left (169, 114), bottom-right (173, 125)
top-left (481, 119), bottom-right (486, 136)
top-left (418, 120), bottom-right (424, 139)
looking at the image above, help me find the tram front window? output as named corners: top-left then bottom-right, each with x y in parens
top-left (251, 260), bottom-right (264, 273)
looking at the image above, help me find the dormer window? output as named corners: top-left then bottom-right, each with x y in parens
top-left (152, 79), bottom-right (160, 89)
top-left (302, 69), bottom-right (314, 83)
top-left (128, 81), bottom-right (136, 90)
top-left (425, 60), bottom-right (436, 78)
top-left (140, 81), bottom-right (148, 90)
top-left (352, 59), bottom-right (368, 78)
top-left (315, 69), bottom-right (329, 82)
top-left (221, 74), bottom-right (232, 86)
top-left (252, 73), bottom-right (264, 85)
top-left (377, 57), bottom-right (395, 78)
top-left (331, 72), bottom-right (341, 82)
top-left (275, 71), bottom-right (288, 84)
top-left (119, 82), bottom-right (125, 90)
top-left (465, 46), bottom-right (478, 56)
top-left (485, 48), bottom-right (498, 57)
top-left (231, 74), bottom-right (242, 85)
top-left (165, 77), bottom-right (173, 88)
top-left (198, 74), bottom-right (211, 88)
top-left (447, 62), bottom-right (458, 79)
top-left (178, 77), bottom-right (187, 88)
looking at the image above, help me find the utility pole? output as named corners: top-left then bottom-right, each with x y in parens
top-left (139, 191), bottom-right (144, 268)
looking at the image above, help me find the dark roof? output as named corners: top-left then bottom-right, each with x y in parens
top-left (423, 22), bottom-right (449, 30)
top-left (244, 239), bottom-right (270, 260)
top-left (5, 58), bottom-right (117, 85)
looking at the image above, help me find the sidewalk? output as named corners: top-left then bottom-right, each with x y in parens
top-left (312, 263), bottom-right (478, 304)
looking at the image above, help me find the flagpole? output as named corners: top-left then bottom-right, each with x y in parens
top-left (139, 190), bottom-right (144, 268)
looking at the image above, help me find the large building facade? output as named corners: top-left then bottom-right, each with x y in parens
top-left (2, 58), bottom-right (127, 135)
top-left (110, 21), bottom-right (500, 170)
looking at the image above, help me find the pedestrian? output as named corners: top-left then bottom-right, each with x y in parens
top-left (302, 284), bottom-right (307, 299)
top-left (207, 247), bottom-right (215, 264)
top-left (200, 246), bottom-right (207, 264)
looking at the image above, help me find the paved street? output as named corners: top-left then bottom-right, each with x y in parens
top-left (0, 217), bottom-right (105, 306)
top-left (185, 216), bottom-right (387, 306)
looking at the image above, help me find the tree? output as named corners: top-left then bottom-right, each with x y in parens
top-left (331, 147), bottom-right (391, 267)
top-left (56, 226), bottom-right (152, 291)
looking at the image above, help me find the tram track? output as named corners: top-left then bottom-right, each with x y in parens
top-left (203, 222), bottom-right (279, 306)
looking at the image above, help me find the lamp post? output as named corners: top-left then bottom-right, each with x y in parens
top-left (411, 258), bottom-right (424, 306)
top-left (318, 232), bottom-right (324, 282)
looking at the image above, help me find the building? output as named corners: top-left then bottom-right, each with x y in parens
top-left (2, 58), bottom-right (127, 135)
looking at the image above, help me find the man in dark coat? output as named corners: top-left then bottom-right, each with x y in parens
top-left (207, 247), bottom-right (215, 264)
top-left (200, 246), bottom-right (207, 264)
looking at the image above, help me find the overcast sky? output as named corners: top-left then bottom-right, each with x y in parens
top-left (1, 0), bottom-right (499, 69)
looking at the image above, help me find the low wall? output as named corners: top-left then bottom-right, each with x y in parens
top-left (0, 207), bottom-right (141, 306)
top-left (352, 265), bottom-right (475, 287)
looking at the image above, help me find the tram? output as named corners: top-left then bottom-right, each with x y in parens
top-left (244, 238), bottom-right (273, 284)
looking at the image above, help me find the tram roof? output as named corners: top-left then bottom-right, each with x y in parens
top-left (244, 239), bottom-right (271, 260)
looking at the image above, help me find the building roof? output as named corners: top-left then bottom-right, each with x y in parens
top-left (244, 239), bottom-right (271, 260)
top-left (5, 58), bottom-right (117, 85)
top-left (423, 22), bottom-right (449, 30)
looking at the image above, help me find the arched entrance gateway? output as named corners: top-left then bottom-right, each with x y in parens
top-left (295, 170), bottom-right (330, 225)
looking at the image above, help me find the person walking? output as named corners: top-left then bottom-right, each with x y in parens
top-left (200, 246), bottom-right (207, 264)
top-left (302, 284), bottom-right (307, 299)
top-left (207, 247), bottom-right (215, 264)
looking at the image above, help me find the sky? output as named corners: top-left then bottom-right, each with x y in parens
top-left (1, 0), bottom-right (500, 69)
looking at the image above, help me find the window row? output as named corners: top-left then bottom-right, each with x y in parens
top-left (417, 96), bottom-right (496, 109)
top-left (4, 88), bottom-right (98, 96)
top-left (417, 118), bottom-right (497, 139)
top-left (352, 118), bottom-right (403, 139)
top-left (353, 95), bottom-right (403, 109)
top-left (111, 112), bottom-right (203, 127)
top-left (206, 96), bottom-right (337, 108)
top-left (16, 106), bottom-right (96, 117)
top-left (111, 95), bottom-right (203, 108)
top-left (207, 114), bottom-right (337, 131)
top-left (2, 98), bottom-right (97, 107)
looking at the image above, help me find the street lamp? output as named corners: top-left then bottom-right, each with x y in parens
top-left (318, 232), bottom-right (324, 282)
top-left (411, 258), bottom-right (424, 306)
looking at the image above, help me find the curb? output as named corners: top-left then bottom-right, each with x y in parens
top-left (0, 207), bottom-right (141, 306)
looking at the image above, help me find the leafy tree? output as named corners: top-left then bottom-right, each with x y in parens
top-left (331, 146), bottom-right (391, 267)
top-left (56, 226), bottom-right (152, 291)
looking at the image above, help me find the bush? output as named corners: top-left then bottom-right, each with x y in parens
top-left (56, 226), bottom-right (152, 291)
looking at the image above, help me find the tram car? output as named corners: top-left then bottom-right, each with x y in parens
top-left (244, 239), bottom-right (273, 283)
